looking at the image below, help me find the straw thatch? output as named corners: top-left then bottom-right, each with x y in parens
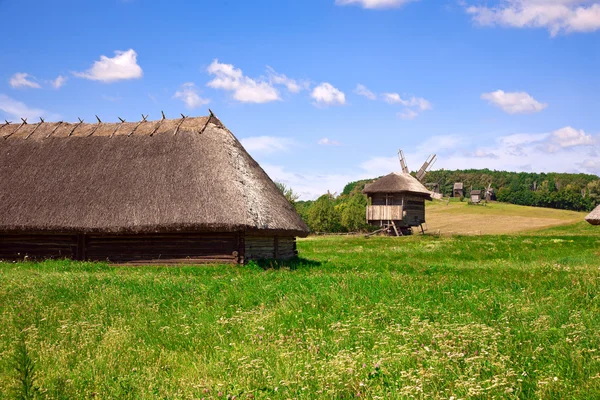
top-left (0, 115), bottom-right (308, 236)
top-left (454, 182), bottom-right (464, 190)
top-left (362, 172), bottom-right (432, 198)
top-left (585, 205), bottom-right (600, 225)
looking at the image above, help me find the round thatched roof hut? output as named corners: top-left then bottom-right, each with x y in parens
top-left (0, 114), bottom-right (308, 264)
top-left (585, 205), bottom-right (600, 225)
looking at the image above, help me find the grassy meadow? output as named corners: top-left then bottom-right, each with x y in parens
top-left (1, 221), bottom-right (600, 398)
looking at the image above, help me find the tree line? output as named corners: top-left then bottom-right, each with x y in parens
top-left (277, 169), bottom-right (600, 233)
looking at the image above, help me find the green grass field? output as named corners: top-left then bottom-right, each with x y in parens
top-left (1, 220), bottom-right (600, 399)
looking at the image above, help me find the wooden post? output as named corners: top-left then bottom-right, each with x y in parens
top-left (274, 236), bottom-right (279, 260)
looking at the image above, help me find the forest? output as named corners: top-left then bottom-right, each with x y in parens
top-left (280, 169), bottom-right (600, 233)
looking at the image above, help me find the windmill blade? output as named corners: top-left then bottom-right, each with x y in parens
top-left (397, 149), bottom-right (409, 174)
top-left (416, 154), bottom-right (437, 182)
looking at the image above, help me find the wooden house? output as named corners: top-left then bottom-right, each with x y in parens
top-left (363, 173), bottom-right (432, 235)
top-left (453, 182), bottom-right (464, 198)
top-left (585, 205), bottom-right (600, 225)
top-left (0, 114), bottom-right (308, 264)
top-left (470, 190), bottom-right (482, 204)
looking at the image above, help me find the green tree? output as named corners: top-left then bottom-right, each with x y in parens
top-left (308, 193), bottom-right (341, 232)
top-left (275, 182), bottom-right (300, 206)
top-left (340, 193), bottom-right (368, 232)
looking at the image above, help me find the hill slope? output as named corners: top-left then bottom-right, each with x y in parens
top-left (425, 200), bottom-right (587, 235)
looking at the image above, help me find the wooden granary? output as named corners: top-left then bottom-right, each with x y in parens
top-left (0, 113), bottom-right (308, 264)
top-left (363, 151), bottom-right (434, 236)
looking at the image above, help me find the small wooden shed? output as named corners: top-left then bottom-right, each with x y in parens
top-left (585, 205), bottom-right (600, 225)
top-left (363, 173), bottom-right (432, 235)
top-left (453, 182), bottom-right (464, 198)
top-left (470, 190), bottom-right (482, 204)
top-left (0, 114), bottom-right (308, 264)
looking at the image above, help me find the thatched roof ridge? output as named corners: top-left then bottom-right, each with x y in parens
top-left (585, 205), bottom-right (600, 225)
top-left (0, 115), bottom-right (309, 236)
top-left (362, 172), bottom-right (432, 198)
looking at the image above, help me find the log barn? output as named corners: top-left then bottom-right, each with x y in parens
top-left (363, 172), bottom-right (432, 235)
top-left (0, 114), bottom-right (308, 264)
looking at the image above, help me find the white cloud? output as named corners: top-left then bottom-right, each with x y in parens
top-left (499, 132), bottom-right (550, 146)
top-left (466, 0), bottom-right (600, 36)
top-left (318, 137), bottom-right (342, 146)
top-left (382, 92), bottom-right (431, 110)
top-left (261, 163), bottom-right (360, 200)
top-left (266, 66), bottom-right (308, 93)
top-left (335, 0), bottom-right (419, 9)
top-left (240, 136), bottom-right (295, 154)
top-left (73, 49), bottom-right (143, 83)
top-left (173, 82), bottom-right (210, 109)
top-left (311, 83), bottom-right (346, 106)
top-left (207, 60), bottom-right (280, 103)
top-left (550, 126), bottom-right (594, 148)
top-left (0, 94), bottom-right (58, 121)
top-left (354, 84), bottom-right (376, 100)
top-left (51, 75), bottom-right (67, 89)
top-left (398, 109), bottom-right (419, 120)
top-left (9, 73), bottom-right (41, 89)
top-left (383, 92), bottom-right (432, 118)
top-left (481, 90), bottom-right (547, 114)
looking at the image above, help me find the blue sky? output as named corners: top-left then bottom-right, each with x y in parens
top-left (1, 0), bottom-right (599, 199)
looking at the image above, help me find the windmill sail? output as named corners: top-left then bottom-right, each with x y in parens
top-left (416, 154), bottom-right (436, 182)
top-left (398, 149), bottom-right (409, 174)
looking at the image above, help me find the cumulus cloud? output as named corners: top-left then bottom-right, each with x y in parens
top-left (207, 60), bottom-right (280, 103)
top-left (9, 73), bottom-right (41, 89)
top-left (0, 94), bottom-right (58, 121)
top-left (466, 0), bottom-right (600, 36)
top-left (240, 136), bottom-right (295, 154)
top-left (266, 66), bottom-right (308, 93)
top-left (73, 49), bottom-right (143, 83)
top-left (173, 82), bottom-right (210, 109)
top-left (311, 83), bottom-right (346, 106)
top-left (51, 75), bottom-right (67, 89)
top-left (318, 137), bottom-right (342, 146)
top-left (549, 126), bottom-right (594, 148)
top-left (481, 90), bottom-right (547, 114)
top-left (335, 0), bottom-right (419, 9)
top-left (354, 84), bottom-right (376, 100)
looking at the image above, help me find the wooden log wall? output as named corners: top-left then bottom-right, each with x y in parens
top-left (0, 234), bottom-right (77, 260)
top-left (245, 235), bottom-right (297, 261)
top-left (0, 232), bottom-right (299, 264)
top-left (86, 233), bottom-right (239, 265)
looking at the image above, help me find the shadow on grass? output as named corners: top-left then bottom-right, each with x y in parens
top-left (250, 257), bottom-right (322, 271)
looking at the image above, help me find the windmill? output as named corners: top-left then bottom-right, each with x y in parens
top-left (397, 150), bottom-right (437, 182)
top-left (485, 182), bottom-right (495, 201)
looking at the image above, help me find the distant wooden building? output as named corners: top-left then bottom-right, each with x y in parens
top-left (585, 205), bottom-right (600, 225)
top-left (453, 183), bottom-right (464, 198)
top-left (0, 114), bottom-right (308, 264)
top-left (470, 190), bottom-right (482, 204)
top-left (363, 173), bottom-right (432, 235)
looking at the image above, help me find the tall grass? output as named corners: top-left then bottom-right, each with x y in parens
top-left (1, 230), bottom-right (599, 398)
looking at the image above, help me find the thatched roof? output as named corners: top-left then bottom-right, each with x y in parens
top-left (585, 205), bottom-right (600, 225)
top-left (0, 115), bottom-right (308, 236)
top-left (454, 182), bottom-right (464, 190)
top-left (362, 172), bottom-right (432, 198)
top-left (471, 190), bottom-right (482, 195)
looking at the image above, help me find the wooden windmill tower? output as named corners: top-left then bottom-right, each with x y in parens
top-left (363, 150), bottom-right (436, 236)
